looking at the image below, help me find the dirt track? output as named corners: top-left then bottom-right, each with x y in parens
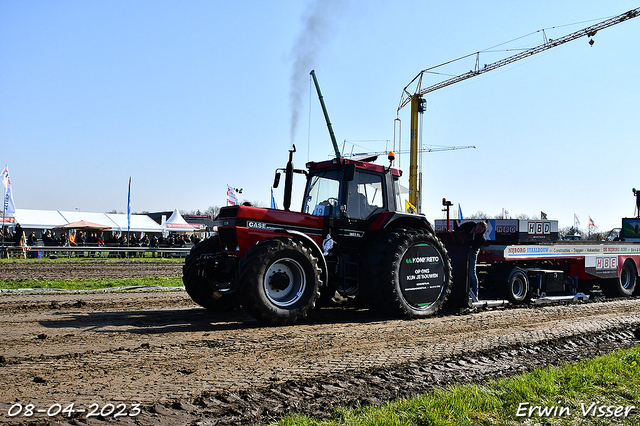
top-left (0, 260), bottom-right (182, 282)
top-left (0, 262), bottom-right (639, 425)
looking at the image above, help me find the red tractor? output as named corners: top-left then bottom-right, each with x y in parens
top-left (183, 146), bottom-right (452, 325)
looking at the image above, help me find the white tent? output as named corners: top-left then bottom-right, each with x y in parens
top-left (13, 209), bottom-right (68, 229)
top-left (164, 209), bottom-right (201, 231)
top-left (12, 209), bottom-right (163, 234)
top-left (106, 213), bottom-right (164, 234)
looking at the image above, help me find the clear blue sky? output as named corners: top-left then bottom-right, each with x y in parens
top-left (2, 1), bottom-right (638, 232)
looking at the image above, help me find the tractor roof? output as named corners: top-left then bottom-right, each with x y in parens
top-left (306, 157), bottom-right (402, 177)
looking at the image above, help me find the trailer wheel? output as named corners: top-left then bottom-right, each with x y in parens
top-left (183, 237), bottom-right (238, 311)
top-left (363, 229), bottom-right (451, 318)
top-left (503, 268), bottom-right (529, 304)
top-left (601, 259), bottom-right (637, 298)
top-left (237, 237), bottom-right (321, 325)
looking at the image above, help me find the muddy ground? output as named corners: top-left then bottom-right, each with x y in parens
top-left (0, 261), bottom-right (182, 282)
top-left (0, 261), bottom-right (639, 425)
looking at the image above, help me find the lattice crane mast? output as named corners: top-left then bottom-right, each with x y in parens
top-left (397, 7), bottom-right (640, 213)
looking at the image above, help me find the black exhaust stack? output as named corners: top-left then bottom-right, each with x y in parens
top-left (283, 145), bottom-right (296, 211)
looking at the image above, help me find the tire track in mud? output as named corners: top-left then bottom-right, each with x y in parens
top-left (0, 291), bottom-right (639, 425)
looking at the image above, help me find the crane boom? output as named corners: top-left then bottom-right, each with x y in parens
top-left (342, 145), bottom-right (476, 158)
top-left (397, 7), bottom-right (640, 213)
top-left (398, 7), bottom-right (640, 112)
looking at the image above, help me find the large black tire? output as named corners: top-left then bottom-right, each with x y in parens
top-left (503, 268), bottom-right (529, 304)
top-left (601, 259), bottom-right (637, 298)
top-left (182, 237), bottom-right (238, 311)
top-left (236, 237), bottom-right (321, 325)
top-left (363, 229), bottom-right (452, 318)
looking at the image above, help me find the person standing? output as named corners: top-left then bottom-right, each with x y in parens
top-left (12, 224), bottom-right (26, 258)
top-left (458, 220), bottom-right (487, 302)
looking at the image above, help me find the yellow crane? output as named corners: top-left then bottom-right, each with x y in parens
top-left (397, 7), bottom-right (640, 213)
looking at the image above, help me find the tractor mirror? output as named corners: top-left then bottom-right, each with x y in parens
top-left (344, 163), bottom-right (356, 182)
top-left (273, 172), bottom-right (281, 188)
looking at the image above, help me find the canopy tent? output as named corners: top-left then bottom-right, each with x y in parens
top-left (54, 220), bottom-right (112, 231)
top-left (58, 210), bottom-right (119, 228)
top-left (12, 209), bottom-right (164, 234)
top-left (164, 209), bottom-right (202, 231)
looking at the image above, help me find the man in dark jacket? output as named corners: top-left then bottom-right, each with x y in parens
top-left (458, 220), bottom-right (487, 301)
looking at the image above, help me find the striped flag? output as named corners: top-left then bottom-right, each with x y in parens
top-left (1, 165), bottom-right (15, 215)
top-left (127, 177), bottom-right (131, 231)
top-left (227, 185), bottom-right (239, 206)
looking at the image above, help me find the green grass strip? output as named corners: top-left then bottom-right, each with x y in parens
top-left (274, 345), bottom-right (640, 426)
top-left (0, 277), bottom-right (183, 291)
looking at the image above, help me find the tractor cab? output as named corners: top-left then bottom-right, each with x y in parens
top-left (302, 157), bottom-right (403, 222)
top-left (273, 147), bottom-right (404, 232)
top-left (274, 146), bottom-right (403, 223)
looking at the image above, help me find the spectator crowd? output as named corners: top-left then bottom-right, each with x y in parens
top-left (3, 225), bottom-right (201, 248)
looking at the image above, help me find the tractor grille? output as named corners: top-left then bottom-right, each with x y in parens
top-left (218, 206), bottom-right (239, 218)
top-left (218, 228), bottom-right (239, 252)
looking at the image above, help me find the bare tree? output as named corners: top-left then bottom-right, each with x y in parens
top-left (466, 211), bottom-right (501, 219)
top-left (205, 205), bottom-right (220, 218)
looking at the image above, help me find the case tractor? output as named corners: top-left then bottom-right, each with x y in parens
top-left (182, 145), bottom-right (452, 325)
top-left (183, 70), bottom-right (451, 324)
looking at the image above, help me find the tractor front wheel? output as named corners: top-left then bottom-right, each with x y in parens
top-left (237, 237), bottom-right (321, 325)
top-left (182, 237), bottom-right (238, 311)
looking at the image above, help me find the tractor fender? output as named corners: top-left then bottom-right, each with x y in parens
top-left (368, 212), bottom-right (435, 235)
top-left (272, 228), bottom-right (329, 288)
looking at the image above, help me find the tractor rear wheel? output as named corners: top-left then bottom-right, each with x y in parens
top-left (237, 237), bottom-right (321, 325)
top-left (183, 237), bottom-right (238, 311)
top-left (363, 229), bottom-right (451, 318)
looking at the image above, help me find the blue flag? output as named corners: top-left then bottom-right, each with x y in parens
top-left (458, 203), bottom-right (463, 219)
top-left (271, 188), bottom-right (278, 209)
top-left (127, 177), bottom-right (131, 231)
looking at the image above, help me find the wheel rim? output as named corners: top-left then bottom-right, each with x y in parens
top-left (264, 257), bottom-right (306, 307)
top-left (621, 266), bottom-right (633, 290)
top-left (512, 275), bottom-right (526, 298)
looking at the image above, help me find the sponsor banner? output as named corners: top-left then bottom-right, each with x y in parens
top-left (399, 244), bottom-right (445, 307)
top-left (503, 244), bottom-right (640, 259)
top-left (435, 219), bottom-right (559, 243)
top-left (621, 218), bottom-right (640, 241)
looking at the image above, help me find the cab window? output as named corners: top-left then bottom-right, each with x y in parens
top-left (393, 177), bottom-right (403, 212)
top-left (346, 171), bottom-right (384, 219)
top-left (303, 170), bottom-right (341, 217)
